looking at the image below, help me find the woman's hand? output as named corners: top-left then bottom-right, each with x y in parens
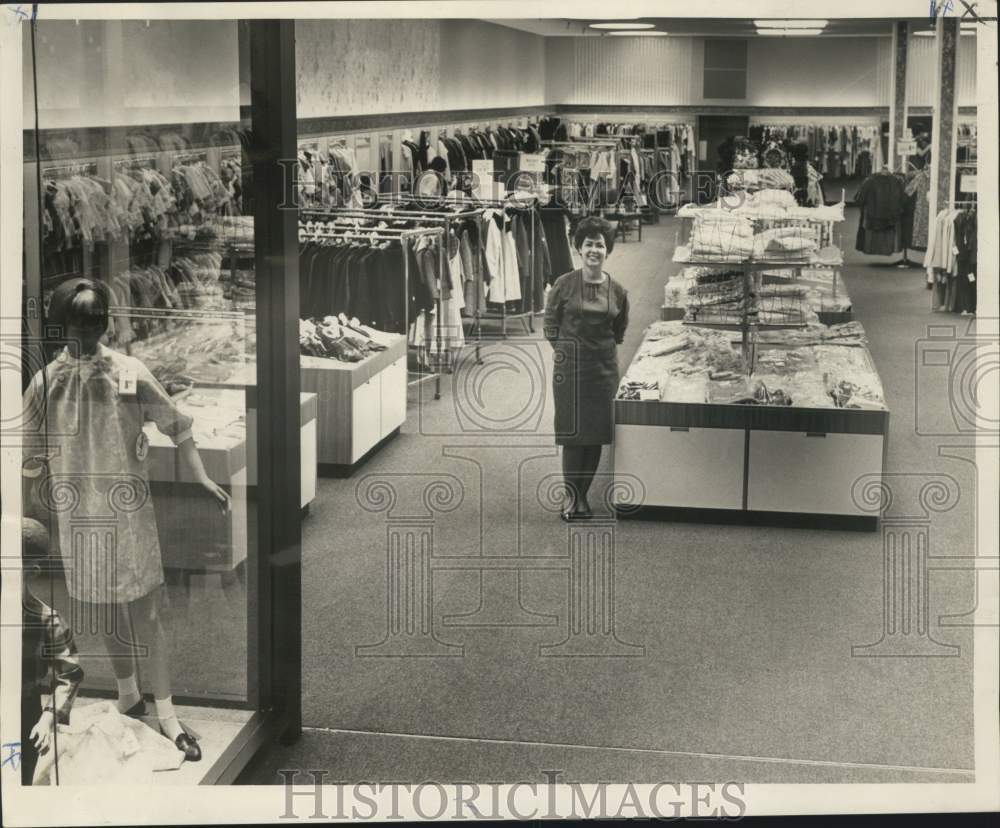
top-left (30, 711), bottom-right (55, 753)
top-left (199, 475), bottom-right (231, 514)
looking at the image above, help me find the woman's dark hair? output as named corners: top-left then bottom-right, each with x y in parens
top-left (428, 157), bottom-right (448, 174)
top-left (47, 277), bottom-right (111, 336)
top-left (572, 216), bottom-right (616, 255)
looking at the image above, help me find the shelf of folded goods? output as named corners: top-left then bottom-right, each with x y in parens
top-left (613, 321), bottom-right (887, 530)
top-left (672, 246), bottom-right (844, 269)
top-left (663, 266), bottom-right (852, 326)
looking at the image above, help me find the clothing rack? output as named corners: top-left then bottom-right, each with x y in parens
top-left (371, 193), bottom-right (543, 339)
top-left (462, 195), bottom-right (541, 337)
top-left (299, 213), bottom-right (447, 397)
top-left (304, 204), bottom-right (493, 364)
top-left (41, 162), bottom-right (99, 179)
top-left (172, 151), bottom-right (208, 167)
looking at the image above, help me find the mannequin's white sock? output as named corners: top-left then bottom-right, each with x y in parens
top-left (115, 675), bottom-right (141, 712)
top-left (155, 696), bottom-right (182, 740)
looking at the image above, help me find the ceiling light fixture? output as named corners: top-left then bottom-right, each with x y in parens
top-left (607, 30), bottom-right (667, 36)
top-left (908, 24), bottom-right (976, 36)
top-left (756, 29), bottom-right (825, 36)
top-left (589, 22), bottom-right (655, 30)
top-left (754, 20), bottom-right (828, 28)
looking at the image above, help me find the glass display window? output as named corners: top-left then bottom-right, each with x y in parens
top-left (7, 16), bottom-right (302, 791)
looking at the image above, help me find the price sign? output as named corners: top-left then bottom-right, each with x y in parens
top-left (959, 174), bottom-right (977, 193)
top-left (520, 153), bottom-right (546, 174)
top-left (896, 139), bottom-right (917, 156)
top-left (471, 159), bottom-right (493, 197)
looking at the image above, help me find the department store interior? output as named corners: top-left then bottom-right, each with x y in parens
top-left (9, 12), bottom-right (993, 789)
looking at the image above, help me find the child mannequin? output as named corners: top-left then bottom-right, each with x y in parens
top-left (20, 517), bottom-right (84, 785)
top-left (22, 278), bottom-right (230, 762)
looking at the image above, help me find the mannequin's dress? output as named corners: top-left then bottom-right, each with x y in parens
top-left (23, 344), bottom-right (193, 604)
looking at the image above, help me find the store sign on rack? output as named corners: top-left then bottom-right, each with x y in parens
top-left (517, 152), bottom-right (546, 195)
top-left (471, 159), bottom-right (493, 198)
top-left (520, 153), bottom-right (546, 174)
top-left (896, 138), bottom-right (918, 156)
top-left (959, 174), bottom-right (977, 193)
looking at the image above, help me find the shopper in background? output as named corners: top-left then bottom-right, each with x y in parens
top-left (544, 216), bottom-right (629, 521)
top-left (790, 142), bottom-right (810, 206)
top-left (417, 156), bottom-right (449, 198)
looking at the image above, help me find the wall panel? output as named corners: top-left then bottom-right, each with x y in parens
top-left (562, 37), bottom-right (695, 105)
top-left (295, 19), bottom-right (545, 118)
top-left (546, 34), bottom-right (977, 110)
top-left (908, 33), bottom-right (977, 107)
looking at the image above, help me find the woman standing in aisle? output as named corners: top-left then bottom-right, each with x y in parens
top-left (544, 216), bottom-right (629, 521)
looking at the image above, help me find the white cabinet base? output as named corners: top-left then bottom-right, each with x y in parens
top-left (614, 424), bottom-right (745, 510)
top-left (747, 430), bottom-right (884, 516)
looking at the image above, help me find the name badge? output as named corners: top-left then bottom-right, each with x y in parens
top-left (118, 368), bottom-right (137, 396)
top-left (135, 431), bottom-right (149, 462)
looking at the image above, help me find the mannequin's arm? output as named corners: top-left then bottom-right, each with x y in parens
top-left (177, 437), bottom-right (231, 513)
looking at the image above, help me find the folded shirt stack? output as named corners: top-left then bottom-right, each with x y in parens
top-left (690, 215), bottom-right (755, 260)
top-left (752, 226), bottom-right (819, 259)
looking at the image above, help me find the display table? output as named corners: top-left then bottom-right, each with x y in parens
top-left (145, 389), bottom-right (318, 570)
top-left (605, 210), bottom-right (643, 242)
top-left (300, 334), bottom-right (408, 476)
top-left (214, 332), bottom-right (406, 477)
top-left (614, 321), bottom-right (887, 530)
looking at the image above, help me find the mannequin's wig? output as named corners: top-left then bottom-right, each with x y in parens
top-left (47, 277), bottom-right (111, 336)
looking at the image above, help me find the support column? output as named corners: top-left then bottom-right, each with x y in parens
top-left (249, 19), bottom-right (303, 741)
top-left (887, 20), bottom-right (910, 172)
top-left (929, 16), bottom-right (960, 219)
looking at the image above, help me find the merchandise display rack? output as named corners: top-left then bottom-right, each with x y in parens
top-left (311, 202), bottom-right (493, 364)
top-left (669, 204), bottom-right (850, 328)
top-left (298, 211), bottom-right (448, 397)
top-left (662, 267), bottom-right (853, 326)
top-left (372, 192), bottom-right (543, 339)
top-left (467, 193), bottom-right (542, 337)
top-left (614, 208), bottom-right (884, 530)
top-left (291, 220), bottom-right (440, 476)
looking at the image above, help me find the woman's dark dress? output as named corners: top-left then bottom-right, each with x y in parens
top-left (544, 269), bottom-right (629, 446)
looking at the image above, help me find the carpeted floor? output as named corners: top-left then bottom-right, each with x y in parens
top-left (238, 208), bottom-right (977, 785)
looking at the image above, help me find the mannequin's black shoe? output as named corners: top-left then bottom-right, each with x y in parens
top-left (122, 699), bottom-right (148, 719)
top-left (161, 724), bottom-right (202, 762)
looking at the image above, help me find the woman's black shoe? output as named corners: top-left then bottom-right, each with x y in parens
top-left (161, 724), bottom-right (202, 762)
